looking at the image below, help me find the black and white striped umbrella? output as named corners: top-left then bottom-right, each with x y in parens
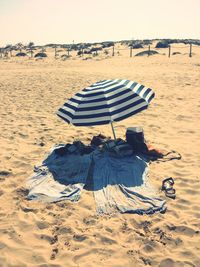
top-left (57, 79), bottom-right (155, 139)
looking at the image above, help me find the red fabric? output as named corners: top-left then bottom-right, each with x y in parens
top-left (146, 144), bottom-right (163, 158)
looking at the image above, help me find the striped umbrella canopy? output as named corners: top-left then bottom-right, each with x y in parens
top-left (57, 79), bottom-right (155, 139)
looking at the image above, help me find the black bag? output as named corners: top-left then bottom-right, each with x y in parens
top-left (126, 127), bottom-right (148, 153)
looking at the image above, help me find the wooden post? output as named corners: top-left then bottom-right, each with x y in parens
top-left (0, 49), bottom-right (3, 58)
top-left (112, 45), bottom-right (115, 56)
top-left (10, 49), bottom-right (12, 57)
top-left (189, 43), bottom-right (192, 57)
top-left (168, 45), bottom-right (171, 58)
top-left (54, 45), bottom-right (57, 58)
top-left (30, 49), bottom-right (33, 58)
top-left (148, 45), bottom-right (150, 57)
top-left (67, 48), bottom-right (70, 56)
top-left (130, 46), bottom-right (132, 57)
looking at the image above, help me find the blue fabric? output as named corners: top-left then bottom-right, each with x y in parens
top-left (27, 144), bottom-right (166, 214)
top-left (27, 144), bottom-right (92, 202)
top-left (91, 151), bottom-right (166, 214)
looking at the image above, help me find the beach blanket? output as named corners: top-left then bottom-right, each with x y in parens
top-left (27, 144), bottom-right (92, 202)
top-left (27, 144), bottom-right (166, 214)
top-left (90, 151), bottom-right (166, 214)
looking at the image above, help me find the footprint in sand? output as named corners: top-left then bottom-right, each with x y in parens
top-left (0, 170), bottom-right (12, 180)
top-left (0, 242), bottom-right (6, 250)
top-left (57, 226), bottom-right (73, 235)
top-left (142, 239), bottom-right (160, 253)
top-left (50, 247), bottom-right (59, 260)
top-left (20, 203), bottom-right (38, 213)
top-left (158, 258), bottom-right (176, 267)
top-left (183, 261), bottom-right (197, 267)
top-left (83, 216), bottom-right (97, 226)
top-left (36, 221), bottom-right (49, 230)
top-left (37, 264), bottom-right (62, 267)
top-left (0, 190), bottom-right (4, 197)
top-left (73, 248), bottom-right (113, 264)
top-left (40, 234), bottom-right (58, 245)
top-left (73, 234), bottom-right (87, 242)
top-left (167, 224), bottom-right (199, 237)
top-left (18, 132), bottom-right (29, 139)
top-left (99, 236), bottom-right (117, 245)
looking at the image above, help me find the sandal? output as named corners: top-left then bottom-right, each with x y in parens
top-left (161, 177), bottom-right (176, 199)
top-left (165, 187), bottom-right (176, 199)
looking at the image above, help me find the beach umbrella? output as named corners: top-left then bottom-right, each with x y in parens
top-left (57, 79), bottom-right (155, 139)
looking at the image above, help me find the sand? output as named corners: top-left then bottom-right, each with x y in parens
top-left (0, 44), bottom-right (200, 267)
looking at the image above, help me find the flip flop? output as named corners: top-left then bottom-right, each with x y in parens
top-left (161, 177), bottom-right (174, 190)
top-left (165, 188), bottom-right (176, 199)
top-left (161, 177), bottom-right (176, 199)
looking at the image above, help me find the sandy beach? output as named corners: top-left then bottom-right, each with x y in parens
top-left (0, 46), bottom-right (200, 267)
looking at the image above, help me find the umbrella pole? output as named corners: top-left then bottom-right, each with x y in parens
top-left (111, 121), bottom-right (117, 141)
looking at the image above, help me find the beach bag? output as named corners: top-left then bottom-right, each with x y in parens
top-left (126, 127), bottom-right (148, 153)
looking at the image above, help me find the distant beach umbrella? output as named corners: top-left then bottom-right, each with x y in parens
top-left (57, 79), bottom-right (155, 139)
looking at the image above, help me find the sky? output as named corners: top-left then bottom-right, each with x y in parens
top-left (0, 0), bottom-right (200, 46)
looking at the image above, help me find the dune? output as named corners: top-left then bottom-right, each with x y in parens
top-left (135, 50), bottom-right (159, 56)
top-left (0, 42), bottom-right (200, 267)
